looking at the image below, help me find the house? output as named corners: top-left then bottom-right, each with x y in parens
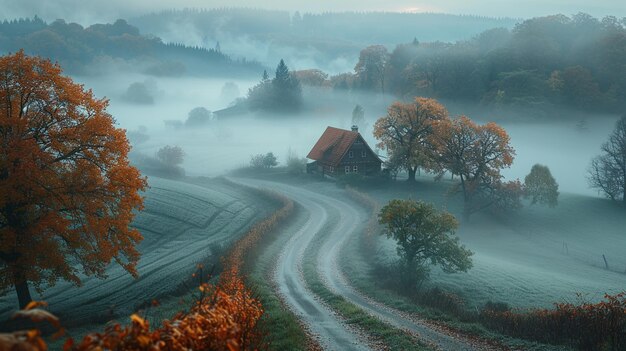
top-left (306, 126), bottom-right (382, 176)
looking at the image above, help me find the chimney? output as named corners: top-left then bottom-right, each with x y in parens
top-left (351, 125), bottom-right (358, 132)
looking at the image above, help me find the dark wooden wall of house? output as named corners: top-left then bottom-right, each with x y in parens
top-left (338, 136), bottom-right (381, 175)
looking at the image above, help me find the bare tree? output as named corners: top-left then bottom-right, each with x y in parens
top-left (588, 116), bottom-right (626, 204)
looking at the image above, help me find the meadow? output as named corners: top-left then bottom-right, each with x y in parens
top-left (365, 176), bottom-right (626, 310)
top-left (0, 176), bottom-right (274, 335)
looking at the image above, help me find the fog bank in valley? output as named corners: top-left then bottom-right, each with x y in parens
top-left (76, 71), bottom-right (619, 197)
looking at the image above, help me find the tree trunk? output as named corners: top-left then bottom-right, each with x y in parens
top-left (13, 269), bottom-right (32, 309)
top-left (460, 176), bottom-right (470, 221)
top-left (407, 168), bottom-right (416, 182)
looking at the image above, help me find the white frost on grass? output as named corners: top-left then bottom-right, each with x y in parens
top-left (370, 179), bottom-right (626, 310)
top-left (0, 177), bottom-right (267, 325)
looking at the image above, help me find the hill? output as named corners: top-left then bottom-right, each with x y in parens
top-left (0, 176), bottom-right (275, 330)
top-left (0, 17), bottom-right (263, 76)
top-left (130, 9), bottom-right (519, 73)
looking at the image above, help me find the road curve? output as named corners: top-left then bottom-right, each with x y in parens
top-left (235, 178), bottom-right (371, 351)
top-left (236, 178), bottom-right (496, 351)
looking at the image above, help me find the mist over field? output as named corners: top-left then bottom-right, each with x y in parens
top-left (74, 70), bottom-right (617, 196)
top-left (2, 2), bottom-right (626, 350)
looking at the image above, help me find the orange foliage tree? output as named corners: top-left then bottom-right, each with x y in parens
top-left (431, 116), bottom-right (520, 219)
top-left (0, 51), bottom-right (147, 308)
top-left (373, 97), bottom-right (449, 182)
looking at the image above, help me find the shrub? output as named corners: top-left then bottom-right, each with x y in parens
top-left (482, 301), bottom-right (511, 313)
top-left (250, 152), bottom-right (278, 169)
top-left (286, 150), bottom-right (307, 174)
top-left (185, 107), bottom-right (212, 128)
top-left (131, 151), bottom-right (185, 179)
top-left (480, 292), bottom-right (626, 350)
top-left (123, 81), bottom-right (155, 104)
top-left (1, 276), bottom-right (263, 351)
top-left (419, 287), bottom-right (467, 317)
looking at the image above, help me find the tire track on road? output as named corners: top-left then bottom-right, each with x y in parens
top-left (237, 179), bottom-right (503, 351)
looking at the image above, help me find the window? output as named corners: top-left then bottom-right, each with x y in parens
top-left (348, 151), bottom-right (354, 158)
top-left (353, 165), bottom-right (358, 173)
top-left (329, 166), bottom-right (334, 173)
top-left (361, 151), bottom-right (367, 158)
top-left (345, 166), bottom-right (350, 173)
top-left (355, 139), bottom-right (362, 144)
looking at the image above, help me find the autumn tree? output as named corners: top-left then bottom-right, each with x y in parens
top-left (293, 69), bottom-right (329, 87)
top-left (0, 51), bottom-right (147, 308)
top-left (432, 116), bottom-right (520, 219)
top-left (588, 115), bottom-right (626, 204)
top-left (378, 199), bottom-right (472, 286)
top-left (374, 97), bottom-right (449, 182)
top-left (524, 164), bottom-right (559, 207)
top-left (354, 45), bottom-right (389, 94)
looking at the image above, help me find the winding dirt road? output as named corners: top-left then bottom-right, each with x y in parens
top-left (237, 179), bottom-right (498, 351)
top-left (245, 179), bottom-right (371, 351)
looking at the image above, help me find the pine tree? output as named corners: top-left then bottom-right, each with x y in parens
top-left (274, 59), bottom-right (291, 87)
top-left (272, 59), bottom-right (302, 111)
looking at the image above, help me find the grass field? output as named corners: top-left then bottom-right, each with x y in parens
top-left (364, 175), bottom-right (626, 310)
top-left (0, 176), bottom-right (275, 336)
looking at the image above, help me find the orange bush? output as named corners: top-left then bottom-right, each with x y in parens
top-left (0, 275), bottom-right (262, 351)
top-left (69, 274), bottom-right (262, 351)
top-left (481, 292), bottom-right (626, 350)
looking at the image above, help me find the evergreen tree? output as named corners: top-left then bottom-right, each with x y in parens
top-left (274, 59), bottom-right (291, 86)
top-left (248, 60), bottom-right (302, 113)
top-left (271, 59), bottom-right (302, 111)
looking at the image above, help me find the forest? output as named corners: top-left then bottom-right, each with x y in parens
top-left (0, 17), bottom-right (262, 76)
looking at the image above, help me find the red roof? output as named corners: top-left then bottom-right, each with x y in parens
top-left (307, 126), bottom-right (380, 166)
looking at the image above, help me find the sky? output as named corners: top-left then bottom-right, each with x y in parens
top-left (1, 0), bottom-right (625, 25)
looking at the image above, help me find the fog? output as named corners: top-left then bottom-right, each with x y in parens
top-left (4, 3), bottom-right (626, 348)
top-left (73, 70), bottom-right (618, 197)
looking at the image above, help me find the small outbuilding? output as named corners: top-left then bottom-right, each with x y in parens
top-left (306, 125), bottom-right (382, 176)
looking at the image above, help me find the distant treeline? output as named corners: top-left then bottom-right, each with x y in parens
top-left (131, 8), bottom-right (519, 45)
top-left (0, 17), bottom-right (263, 76)
top-left (382, 14), bottom-right (626, 113)
top-left (319, 13), bottom-right (625, 114)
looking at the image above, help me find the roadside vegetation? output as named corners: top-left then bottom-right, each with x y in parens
top-left (218, 182), bottom-right (313, 351)
top-left (300, 212), bottom-right (430, 351)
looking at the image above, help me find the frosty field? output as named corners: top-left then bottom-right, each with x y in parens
top-left (366, 177), bottom-right (626, 310)
top-left (0, 176), bottom-right (273, 328)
